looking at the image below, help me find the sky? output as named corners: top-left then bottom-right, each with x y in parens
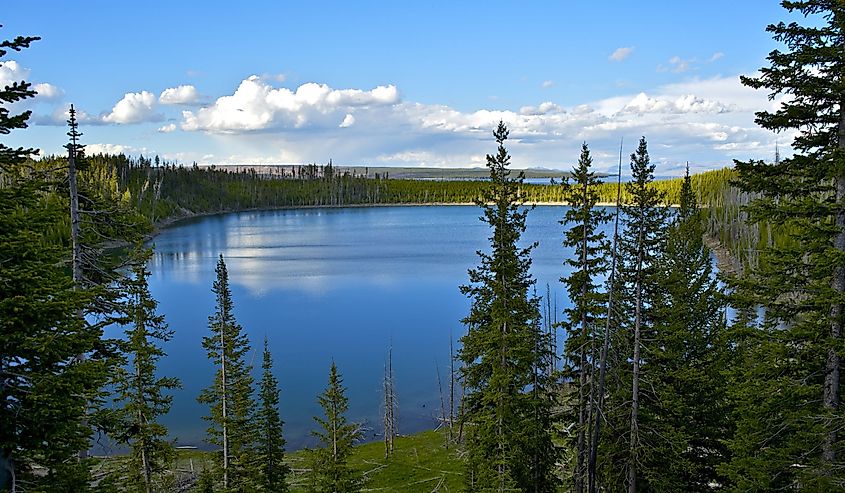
top-left (3, 1), bottom-right (810, 175)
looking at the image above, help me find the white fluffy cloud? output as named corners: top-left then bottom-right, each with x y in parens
top-left (82, 72), bottom-right (783, 175)
top-left (34, 83), bottom-right (63, 100)
top-left (620, 92), bottom-right (729, 114)
top-left (339, 113), bottom-right (355, 128)
top-left (159, 85), bottom-right (200, 105)
top-left (86, 143), bottom-right (148, 155)
top-left (609, 47), bottom-right (633, 62)
top-left (0, 60), bottom-right (29, 87)
top-left (0, 61), bottom-right (63, 102)
top-left (103, 91), bottom-right (161, 124)
top-left (181, 77), bottom-right (399, 133)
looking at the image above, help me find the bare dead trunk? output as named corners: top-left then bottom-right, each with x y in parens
top-left (589, 139), bottom-right (623, 493)
top-left (67, 109), bottom-right (88, 460)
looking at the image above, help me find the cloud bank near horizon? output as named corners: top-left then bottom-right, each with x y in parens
top-left (21, 64), bottom-right (787, 176)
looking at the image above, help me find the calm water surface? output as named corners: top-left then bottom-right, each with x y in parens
top-left (139, 205), bottom-right (588, 450)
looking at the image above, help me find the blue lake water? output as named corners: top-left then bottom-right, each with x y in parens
top-left (135, 205), bottom-right (593, 451)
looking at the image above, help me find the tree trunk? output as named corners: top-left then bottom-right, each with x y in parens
top-left (589, 141), bottom-right (623, 493)
top-left (628, 228), bottom-right (645, 493)
top-left (825, 101), bottom-right (845, 464)
top-left (136, 346), bottom-right (152, 493)
top-left (576, 180), bottom-right (589, 493)
top-left (68, 123), bottom-right (88, 461)
top-left (220, 323), bottom-right (229, 490)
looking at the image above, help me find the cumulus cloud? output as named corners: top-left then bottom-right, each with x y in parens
top-left (181, 76), bottom-right (399, 133)
top-left (0, 60), bottom-right (29, 87)
top-left (339, 113), bottom-right (355, 128)
top-left (33, 104), bottom-right (100, 126)
top-left (106, 72), bottom-right (782, 175)
top-left (159, 85), bottom-right (200, 105)
top-left (85, 143), bottom-right (148, 155)
top-left (609, 47), bottom-right (633, 62)
top-left (620, 92), bottom-right (730, 114)
top-left (103, 91), bottom-right (161, 124)
top-left (519, 102), bottom-right (565, 116)
top-left (541, 80), bottom-right (554, 89)
top-left (34, 83), bottom-right (63, 100)
top-left (1, 61), bottom-right (63, 102)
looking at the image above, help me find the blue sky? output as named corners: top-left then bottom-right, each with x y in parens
top-left (4, 1), bottom-right (806, 174)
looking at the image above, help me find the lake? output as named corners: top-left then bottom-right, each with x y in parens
top-left (132, 205), bottom-right (593, 451)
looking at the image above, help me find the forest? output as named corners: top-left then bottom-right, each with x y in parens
top-left (2, 1), bottom-right (845, 492)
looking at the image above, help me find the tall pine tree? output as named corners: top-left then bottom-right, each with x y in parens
top-left (559, 143), bottom-right (611, 493)
top-left (112, 249), bottom-right (181, 493)
top-left (724, 1), bottom-right (845, 488)
top-left (600, 137), bottom-right (670, 492)
top-left (458, 122), bottom-right (558, 492)
top-left (646, 167), bottom-right (728, 491)
top-left (308, 362), bottom-right (361, 493)
top-left (198, 255), bottom-right (256, 491)
top-left (255, 336), bottom-right (289, 492)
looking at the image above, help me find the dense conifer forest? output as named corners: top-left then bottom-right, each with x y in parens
top-left (3, 1), bottom-right (845, 491)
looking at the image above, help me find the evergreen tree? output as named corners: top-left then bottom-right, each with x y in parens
top-left (559, 143), bottom-right (611, 492)
top-left (112, 249), bottom-right (181, 493)
top-left (308, 362), bottom-right (362, 493)
top-left (600, 137), bottom-right (670, 491)
top-left (255, 337), bottom-right (289, 492)
top-left (0, 31), bottom-right (113, 491)
top-left (724, 1), bottom-right (845, 488)
top-left (644, 167), bottom-right (728, 491)
top-left (198, 255), bottom-right (256, 491)
top-left (458, 122), bottom-right (558, 492)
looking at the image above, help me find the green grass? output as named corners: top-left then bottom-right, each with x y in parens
top-left (94, 428), bottom-right (465, 491)
top-left (288, 429), bottom-right (465, 492)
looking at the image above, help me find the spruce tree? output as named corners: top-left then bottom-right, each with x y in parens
top-left (0, 31), bottom-right (113, 491)
top-left (308, 362), bottom-right (362, 493)
top-left (112, 249), bottom-right (181, 493)
top-left (458, 122), bottom-right (558, 492)
top-left (255, 337), bottom-right (289, 492)
top-left (646, 167), bottom-right (727, 491)
top-left (724, 1), bottom-right (845, 488)
top-left (559, 143), bottom-right (611, 492)
top-left (198, 255), bottom-right (256, 491)
top-left (601, 137), bottom-right (670, 491)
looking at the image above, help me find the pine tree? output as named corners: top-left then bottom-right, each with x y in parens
top-left (308, 362), bottom-right (362, 493)
top-left (255, 337), bottom-right (289, 492)
top-left (645, 167), bottom-right (728, 491)
top-left (112, 249), bottom-right (181, 493)
top-left (559, 143), bottom-right (611, 492)
top-left (724, 1), bottom-right (845, 488)
top-left (0, 31), bottom-right (114, 491)
top-left (458, 122), bottom-right (558, 492)
top-left (382, 347), bottom-right (397, 459)
top-left (602, 137), bottom-right (670, 491)
top-left (198, 255), bottom-right (256, 491)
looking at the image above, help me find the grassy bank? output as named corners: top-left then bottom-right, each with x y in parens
top-left (93, 429), bottom-right (464, 492)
